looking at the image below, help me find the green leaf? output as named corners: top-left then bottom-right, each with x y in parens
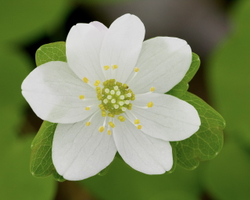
top-left (167, 53), bottom-right (200, 98)
top-left (35, 41), bottom-right (66, 66)
top-left (30, 121), bottom-right (58, 178)
top-left (174, 92), bottom-right (225, 169)
top-left (53, 170), bottom-right (66, 182)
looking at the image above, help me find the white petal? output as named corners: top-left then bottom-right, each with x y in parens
top-left (132, 93), bottom-right (200, 141)
top-left (129, 37), bottom-right (192, 94)
top-left (21, 61), bottom-right (98, 123)
top-left (52, 114), bottom-right (117, 181)
top-left (113, 118), bottom-right (173, 174)
top-left (90, 21), bottom-right (108, 32)
top-left (66, 22), bottom-right (107, 83)
top-left (100, 14), bottom-right (145, 83)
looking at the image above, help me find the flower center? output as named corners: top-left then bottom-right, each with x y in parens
top-left (96, 79), bottom-right (135, 117)
top-left (80, 68), bottom-right (154, 135)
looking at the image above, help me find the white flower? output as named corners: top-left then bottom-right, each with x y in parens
top-left (21, 14), bottom-right (201, 181)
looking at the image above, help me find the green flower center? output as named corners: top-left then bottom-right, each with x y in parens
top-left (96, 79), bottom-right (135, 117)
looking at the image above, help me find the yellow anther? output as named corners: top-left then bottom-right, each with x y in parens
top-left (108, 121), bottom-right (115, 128)
top-left (118, 116), bottom-right (123, 121)
top-left (85, 107), bottom-right (90, 110)
top-left (102, 111), bottom-right (106, 117)
top-left (104, 65), bottom-right (110, 70)
top-left (128, 103), bottom-right (132, 110)
top-left (112, 65), bottom-right (118, 70)
top-left (150, 87), bottom-right (155, 92)
top-left (99, 126), bottom-right (105, 132)
top-left (96, 86), bottom-right (101, 91)
top-left (147, 101), bottom-right (154, 108)
top-left (123, 83), bottom-right (128, 89)
top-left (97, 94), bottom-right (102, 100)
top-left (134, 67), bottom-right (139, 72)
top-left (79, 95), bottom-right (85, 100)
top-left (94, 80), bottom-right (101, 86)
top-left (134, 119), bottom-right (140, 124)
top-left (86, 122), bottom-right (91, 126)
top-left (83, 77), bottom-right (89, 83)
top-left (107, 130), bottom-right (112, 135)
top-left (108, 113), bottom-right (115, 118)
top-left (118, 116), bottom-right (126, 122)
top-left (99, 104), bottom-right (105, 110)
top-left (137, 125), bottom-right (142, 129)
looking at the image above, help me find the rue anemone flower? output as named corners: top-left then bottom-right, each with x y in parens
top-left (21, 14), bottom-right (201, 181)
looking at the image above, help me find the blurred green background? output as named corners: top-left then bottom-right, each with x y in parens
top-left (1, 0), bottom-right (250, 199)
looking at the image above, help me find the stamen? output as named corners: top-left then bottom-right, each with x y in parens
top-left (123, 84), bottom-right (128, 89)
top-left (94, 80), bottom-right (101, 86)
top-left (107, 130), bottom-right (112, 135)
top-left (85, 107), bottom-right (90, 110)
top-left (108, 121), bottom-right (115, 128)
top-left (108, 113), bottom-right (115, 118)
top-left (118, 115), bottom-right (126, 122)
top-left (134, 67), bottom-right (139, 72)
top-left (112, 65), bottom-right (118, 70)
top-left (101, 111), bottom-right (106, 117)
top-left (83, 77), bottom-right (89, 83)
top-left (126, 110), bottom-right (141, 126)
top-left (104, 65), bottom-right (110, 70)
top-left (79, 95), bottom-right (85, 100)
top-left (128, 103), bottom-right (132, 110)
top-left (124, 111), bottom-right (142, 130)
top-left (85, 110), bottom-right (100, 127)
top-left (96, 87), bottom-right (102, 100)
top-left (99, 104), bottom-right (105, 110)
top-left (135, 87), bottom-right (156, 98)
top-left (134, 119), bottom-right (140, 124)
top-left (147, 102), bottom-right (154, 108)
top-left (126, 66), bottom-right (140, 85)
top-left (100, 116), bottom-right (107, 132)
top-left (86, 122), bottom-right (91, 126)
top-left (99, 126), bottom-right (105, 132)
